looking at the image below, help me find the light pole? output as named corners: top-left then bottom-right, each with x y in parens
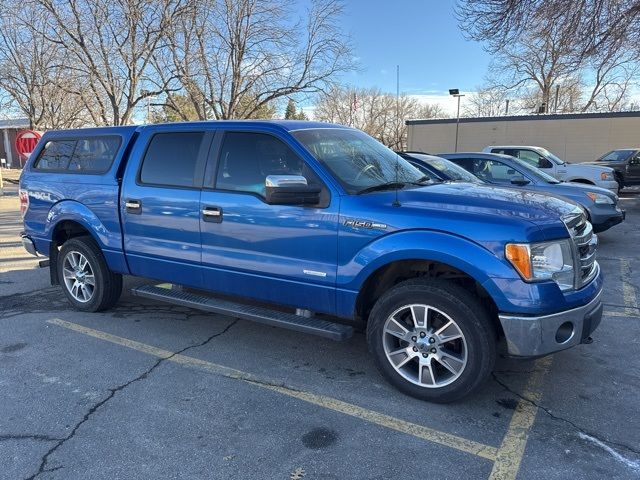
top-left (449, 89), bottom-right (465, 152)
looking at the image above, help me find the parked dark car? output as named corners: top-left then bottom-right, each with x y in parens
top-left (400, 152), bottom-right (625, 233)
top-left (396, 152), bottom-right (480, 184)
top-left (584, 149), bottom-right (640, 189)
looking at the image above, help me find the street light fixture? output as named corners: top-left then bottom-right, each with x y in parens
top-left (449, 89), bottom-right (465, 152)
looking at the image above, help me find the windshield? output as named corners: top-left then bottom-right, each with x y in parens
top-left (507, 156), bottom-right (561, 184)
top-left (537, 147), bottom-right (565, 165)
top-left (597, 150), bottom-right (634, 162)
top-left (292, 128), bottom-right (432, 193)
top-left (414, 154), bottom-right (480, 183)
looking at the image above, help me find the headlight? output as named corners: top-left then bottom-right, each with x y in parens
top-left (506, 239), bottom-right (575, 291)
top-left (586, 192), bottom-right (614, 204)
top-left (600, 171), bottom-right (614, 181)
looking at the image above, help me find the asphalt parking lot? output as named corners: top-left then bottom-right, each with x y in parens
top-left (1, 175), bottom-right (639, 480)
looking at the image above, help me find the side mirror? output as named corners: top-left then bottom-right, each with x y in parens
top-left (511, 175), bottom-right (530, 186)
top-left (265, 175), bottom-right (321, 205)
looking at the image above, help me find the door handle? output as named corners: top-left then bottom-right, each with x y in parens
top-left (125, 199), bottom-right (141, 214)
top-left (202, 206), bottom-right (222, 223)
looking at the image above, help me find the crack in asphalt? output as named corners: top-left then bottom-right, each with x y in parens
top-left (24, 318), bottom-right (238, 480)
top-left (492, 373), bottom-right (640, 457)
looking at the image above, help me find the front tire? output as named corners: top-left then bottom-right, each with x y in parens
top-left (58, 237), bottom-right (122, 312)
top-left (366, 279), bottom-right (496, 403)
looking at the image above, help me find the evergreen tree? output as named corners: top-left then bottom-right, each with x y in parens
top-left (284, 99), bottom-right (297, 119)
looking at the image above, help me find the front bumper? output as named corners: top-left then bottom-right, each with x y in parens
top-left (20, 233), bottom-right (38, 256)
top-left (498, 288), bottom-right (603, 357)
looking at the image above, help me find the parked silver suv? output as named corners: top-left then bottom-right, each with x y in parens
top-left (483, 145), bottom-right (618, 193)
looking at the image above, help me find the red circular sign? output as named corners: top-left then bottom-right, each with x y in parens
top-left (15, 130), bottom-right (42, 159)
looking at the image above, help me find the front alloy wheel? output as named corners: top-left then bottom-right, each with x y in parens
top-left (383, 304), bottom-right (468, 388)
top-left (367, 279), bottom-right (496, 403)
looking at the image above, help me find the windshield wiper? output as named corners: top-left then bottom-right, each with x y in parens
top-left (356, 182), bottom-right (408, 195)
top-left (356, 178), bottom-right (437, 195)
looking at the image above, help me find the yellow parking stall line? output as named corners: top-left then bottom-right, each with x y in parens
top-left (621, 259), bottom-right (639, 317)
top-left (47, 318), bottom-right (498, 461)
top-left (489, 356), bottom-right (553, 480)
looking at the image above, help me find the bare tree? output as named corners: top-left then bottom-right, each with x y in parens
top-left (0, 3), bottom-right (90, 129)
top-left (26, 0), bottom-right (189, 126)
top-left (157, 0), bottom-right (354, 120)
top-left (581, 43), bottom-right (638, 112)
top-left (487, 24), bottom-right (582, 112)
top-left (463, 84), bottom-right (510, 117)
top-left (457, 0), bottom-right (640, 59)
top-left (314, 86), bottom-right (444, 149)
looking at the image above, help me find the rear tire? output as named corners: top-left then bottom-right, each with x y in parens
top-left (57, 237), bottom-right (122, 312)
top-left (366, 279), bottom-right (496, 403)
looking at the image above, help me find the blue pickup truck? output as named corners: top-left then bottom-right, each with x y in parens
top-left (20, 121), bottom-right (603, 402)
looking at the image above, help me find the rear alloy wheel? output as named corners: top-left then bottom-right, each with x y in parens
top-left (62, 251), bottom-right (96, 303)
top-left (58, 236), bottom-right (122, 312)
top-left (367, 279), bottom-right (496, 402)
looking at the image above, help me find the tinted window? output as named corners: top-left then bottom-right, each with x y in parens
top-left (35, 140), bottom-right (76, 170)
top-left (597, 150), bottom-right (634, 162)
top-left (67, 137), bottom-right (120, 172)
top-left (140, 132), bottom-right (205, 187)
top-left (216, 132), bottom-right (317, 197)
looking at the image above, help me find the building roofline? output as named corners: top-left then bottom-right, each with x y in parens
top-left (406, 110), bottom-right (640, 126)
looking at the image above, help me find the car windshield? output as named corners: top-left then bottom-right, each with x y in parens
top-left (292, 128), bottom-right (433, 194)
top-left (597, 150), bottom-right (634, 162)
top-left (413, 154), bottom-right (480, 183)
top-left (537, 147), bottom-right (565, 165)
top-left (503, 156), bottom-right (560, 184)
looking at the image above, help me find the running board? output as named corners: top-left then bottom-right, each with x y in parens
top-left (131, 284), bottom-right (354, 341)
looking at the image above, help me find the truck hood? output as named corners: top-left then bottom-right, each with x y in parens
top-left (582, 160), bottom-right (619, 169)
top-left (399, 182), bottom-right (581, 221)
top-left (349, 182), bottom-right (581, 245)
top-left (564, 163), bottom-right (614, 174)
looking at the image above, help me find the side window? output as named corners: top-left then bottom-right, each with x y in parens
top-left (517, 150), bottom-right (547, 168)
top-left (215, 132), bottom-right (318, 197)
top-left (68, 137), bottom-right (120, 173)
top-left (485, 160), bottom-right (521, 182)
top-left (139, 132), bottom-right (205, 187)
top-left (34, 140), bottom-right (76, 170)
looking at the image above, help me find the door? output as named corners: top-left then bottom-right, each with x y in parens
top-left (199, 130), bottom-right (339, 315)
top-left (628, 152), bottom-right (640, 183)
top-left (121, 128), bottom-right (212, 288)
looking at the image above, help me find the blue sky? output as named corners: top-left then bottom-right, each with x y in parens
top-left (337, 0), bottom-right (491, 100)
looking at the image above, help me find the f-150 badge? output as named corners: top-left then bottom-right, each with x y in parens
top-left (344, 219), bottom-right (387, 230)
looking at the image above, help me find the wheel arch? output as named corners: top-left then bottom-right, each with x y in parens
top-left (354, 259), bottom-right (503, 338)
top-left (567, 178), bottom-right (595, 185)
top-left (47, 219), bottom-right (98, 285)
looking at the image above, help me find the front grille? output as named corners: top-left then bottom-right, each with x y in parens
top-left (565, 212), bottom-right (598, 288)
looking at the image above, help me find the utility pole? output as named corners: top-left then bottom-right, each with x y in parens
top-left (505, 99), bottom-right (510, 115)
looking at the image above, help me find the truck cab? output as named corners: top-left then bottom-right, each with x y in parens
top-left (20, 121), bottom-right (604, 402)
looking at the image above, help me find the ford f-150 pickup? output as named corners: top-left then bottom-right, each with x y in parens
top-left (20, 121), bottom-right (603, 402)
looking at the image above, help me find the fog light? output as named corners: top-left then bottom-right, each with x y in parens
top-left (555, 322), bottom-right (574, 343)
